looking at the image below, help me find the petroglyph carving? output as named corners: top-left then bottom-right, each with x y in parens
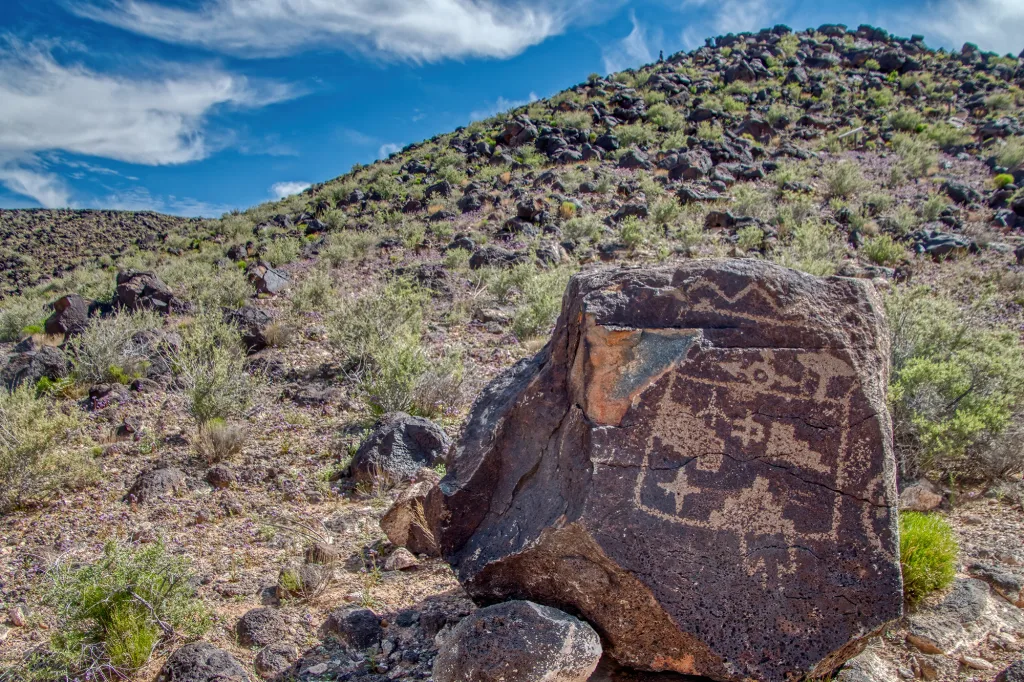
top-left (429, 261), bottom-right (902, 682)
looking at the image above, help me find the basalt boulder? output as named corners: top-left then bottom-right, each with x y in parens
top-left (428, 260), bottom-right (902, 682)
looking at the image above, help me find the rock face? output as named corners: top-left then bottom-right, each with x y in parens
top-left (432, 601), bottom-right (602, 682)
top-left (44, 295), bottom-right (90, 337)
top-left (429, 261), bottom-right (902, 682)
top-left (157, 642), bottom-right (250, 682)
top-left (380, 468), bottom-right (442, 556)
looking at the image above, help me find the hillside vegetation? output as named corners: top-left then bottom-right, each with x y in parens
top-left (2, 22), bottom-right (1024, 682)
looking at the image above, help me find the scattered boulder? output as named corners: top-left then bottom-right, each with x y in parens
top-left (900, 480), bottom-right (943, 511)
top-left (254, 643), bottom-right (299, 680)
top-left (942, 180), bottom-right (981, 205)
top-left (996, 660), bottom-right (1024, 682)
top-left (236, 607), bottom-right (289, 648)
top-left (348, 413), bottom-right (450, 486)
top-left (223, 306), bottom-right (273, 352)
top-left (248, 262), bottom-right (289, 295)
top-left (836, 649), bottom-right (900, 682)
top-left (115, 270), bottom-right (184, 314)
top-left (124, 468), bottom-right (186, 505)
top-left (44, 295), bottom-right (89, 337)
top-left (325, 608), bottom-right (382, 649)
top-left (433, 601), bottom-right (602, 682)
top-left (384, 547), bottom-right (419, 571)
top-left (157, 642), bottom-right (250, 682)
top-left (469, 246), bottom-right (528, 270)
top-left (380, 468), bottom-right (442, 556)
top-left (1, 342), bottom-right (68, 390)
top-left (429, 261), bottom-right (902, 681)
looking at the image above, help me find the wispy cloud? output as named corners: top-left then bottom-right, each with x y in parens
top-left (71, 0), bottom-right (597, 61)
top-left (378, 143), bottom-right (402, 159)
top-left (602, 10), bottom-right (657, 74)
top-left (99, 185), bottom-right (236, 216)
top-left (469, 92), bottom-right (539, 122)
top-left (270, 181), bottom-right (311, 199)
top-left (0, 37), bottom-right (298, 207)
top-left (886, 0), bottom-right (1024, 55)
top-left (679, 0), bottom-right (790, 49)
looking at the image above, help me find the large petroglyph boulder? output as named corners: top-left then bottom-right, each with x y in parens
top-left (428, 260), bottom-right (902, 682)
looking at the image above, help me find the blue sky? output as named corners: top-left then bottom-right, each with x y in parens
top-left (1, 0), bottom-right (1022, 216)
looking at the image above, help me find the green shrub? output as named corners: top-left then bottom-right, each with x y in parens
top-left (887, 110), bottom-right (925, 132)
top-left (775, 220), bottom-right (843, 276)
top-left (696, 121), bottom-right (724, 141)
top-left (890, 133), bottom-right (938, 181)
top-left (67, 311), bottom-right (161, 385)
top-left (867, 88), bottom-right (894, 108)
top-left (619, 216), bottom-right (653, 250)
top-left (323, 230), bottom-right (379, 266)
top-left (646, 103), bottom-right (685, 132)
top-left (41, 541), bottom-right (210, 678)
top-left (159, 258), bottom-right (250, 309)
top-left (194, 418), bottom-right (247, 463)
top-left (292, 268), bottom-right (337, 314)
top-left (924, 123), bottom-right (972, 151)
top-left (615, 123), bottom-right (657, 148)
top-left (564, 215), bottom-right (605, 244)
top-left (0, 296), bottom-right (48, 341)
top-left (552, 110), bottom-right (592, 130)
top-left (986, 92), bottom-right (1015, 112)
top-left (899, 511), bottom-right (958, 606)
top-left (0, 384), bottom-right (94, 513)
top-left (511, 266), bottom-right (573, 341)
top-left (650, 197), bottom-right (682, 226)
top-left (736, 226), bottom-right (764, 252)
top-left (824, 161), bottom-right (866, 199)
top-left (862, 234), bottom-right (908, 266)
top-left (921, 192), bottom-right (950, 222)
top-left (262, 237), bottom-right (302, 267)
top-left (994, 173), bottom-right (1015, 188)
top-left (887, 288), bottom-right (1024, 479)
top-left (864, 58), bottom-right (881, 71)
top-left (174, 310), bottom-right (257, 425)
top-left (996, 137), bottom-right (1024, 169)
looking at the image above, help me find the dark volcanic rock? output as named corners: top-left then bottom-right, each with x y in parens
top-left (157, 642), bottom-right (250, 682)
top-left (115, 270), bottom-right (184, 314)
top-left (236, 607), bottom-right (289, 648)
top-left (1, 342), bottom-right (68, 390)
top-left (247, 262), bottom-right (289, 295)
top-left (325, 608), bottom-right (383, 649)
top-left (428, 261), bottom-right (902, 682)
top-left (348, 412), bottom-right (450, 486)
top-left (433, 601), bottom-right (602, 682)
top-left (223, 306), bottom-right (273, 352)
top-left (996, 660), bottom-right (1024, 682)
top-left (124, 467), bottom-right (186, 504)
top-left (44, 295), bottom-right (89, 337)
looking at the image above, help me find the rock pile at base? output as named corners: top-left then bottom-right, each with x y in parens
top-left (428, 260), bottom-right (903, 682)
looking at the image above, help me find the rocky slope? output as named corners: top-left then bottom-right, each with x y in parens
top-left (1, 21), bottom-right (1024, 682)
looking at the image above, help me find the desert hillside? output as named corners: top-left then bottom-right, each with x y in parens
top-left (2, 22), bottom-right (1024, 682)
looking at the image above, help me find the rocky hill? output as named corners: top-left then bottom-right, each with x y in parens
top-left (2, 21), bottom-right (1024, 682)
top-left (0, 209), bottom-right (201, 298)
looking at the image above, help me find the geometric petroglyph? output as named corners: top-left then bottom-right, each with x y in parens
top-left (433, 261), bottom-right (903, 682)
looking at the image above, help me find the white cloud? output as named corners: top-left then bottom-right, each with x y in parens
top-left (888, 0), bottom-right (1024, 55)
top-left (0, 38), bottom-right (297, 207)
top-left (602, 11), bottom-right (656, 74)
top-left (72, 0), bottom-right (591, 61)
top-left (378, 143), bottom-right (402, 159)
top-left (469, 92), bottom-right (539, 122)
top-left (679, 0), bottom-right (790, 49)
top-left (270, 181), bottom-right (311, 199)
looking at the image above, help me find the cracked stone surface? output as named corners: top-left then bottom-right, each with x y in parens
top-left (428, 260), bottom-right (903, 682)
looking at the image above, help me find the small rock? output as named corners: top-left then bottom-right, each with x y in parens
top-left (900, 480), bottom-right (943, 512)
top-left (961, 656), bottom-right (994, 671)
top-left (996, 660), bottom-right (1024, 682)
top-left (325, 608), bottom-right (382, 649)
top-left (236, 607), bottom-right (289, 648)
top-left (124, 468), bottom-right (186, 505)
top-left (254, 643), bottom-right (299, 679)
top-left (348, 413), bottom-right (450, 487)
top-left (433, 601), bottom-right (601, 682)
top-left (384, 548), bottom-right (418, 571)
top-left (9, 605), bottom-right (28, 627)
top-left (157, 642), bottom-right (251, 682)
top-left (380, 469), bottom-right (441, 556)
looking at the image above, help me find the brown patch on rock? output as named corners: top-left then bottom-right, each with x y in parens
top-left (430, 260), bottom-right (902, 682)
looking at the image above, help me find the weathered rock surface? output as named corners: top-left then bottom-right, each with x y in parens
top-left (44, 295), bottom-right (90, 337)
top-left (429, 261), bottom-right (903, 682)
top-left (237, 607), bottom-right (289, 648)
top-left (432, 600), bottom-right (602, 682)
top-left (380, 468), bottom-right (442, 556)
top-left (996, 660), bottom-right (1024, 682)
top-left (349, 413), bottom-right (450, 486)
top-left (906, 578), bottom-right (1024, 656)
top-left (157, 642), bottom-right (250, 682)
top-left (124, 467), bottom-right (186, 504)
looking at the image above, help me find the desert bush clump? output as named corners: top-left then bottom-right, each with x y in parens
top-left (0, 296), bottom-right (48, 341)
top-left (262, 237), bottom-right (302, 267)
top-left (862, 234), bottom-right (908, 266)
top-left (564, 214), bottom-right (605, 244)
top-left (0, 385), bottom-right (94, 513)
top-left (887, 288), bottom-right (1024, 479)
top-left (890, 133), bottom-right (938, 182)
top-left (41, 541), bottom-right (210, 678)
top-left (615, 123), bottom-right (657, 148)
top-left (824, 161), bottom-right (866, 199)
top-left (887, 110), bottom-right (925, 132)
top-left (511, 266), bottom-right (573, 341)
top-left (174, 311), bottom-right (257, 425)
top-left (194, 418), bottom-right (247, 463)
top-left (292, 268), bottom-right (337, 314)
top-left (159, 259), bottom-right (250, 309)
top-left (67, 311), bottom-right (161, 385)
top-left (646, 103), bottom-right (685, 132)
top-left (899, 511), bottom-right (958, 606)
top-left (924, 123), bottom-right (972, 151)
top-left (994, 173), bottom-right (1015, 188)
top-left (996, 137), bottom-right (1024, 170)
top-left (775, 220), bottom-right (844, 276)
top-left (323, 230), bottom-right (379, 266)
